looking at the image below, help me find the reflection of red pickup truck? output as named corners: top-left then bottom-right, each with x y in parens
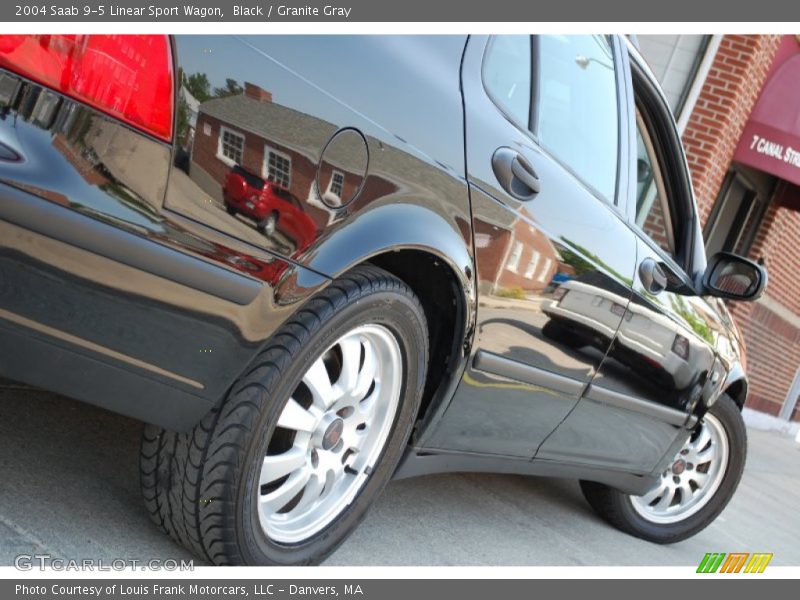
top-left (222, 165), bottom-right (317, 250)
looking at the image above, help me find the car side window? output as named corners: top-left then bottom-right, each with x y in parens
top-left (483, 35), bottom-right (620, 204)
top-left (634, 110), bottom-right (676, 257)
top-left (482, 35), bottom-right (532, 127)
top-left (535, 35), bottom-right (619, 203)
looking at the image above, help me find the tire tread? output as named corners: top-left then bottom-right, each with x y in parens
top-left (139, 265), bottom-right (425, 564)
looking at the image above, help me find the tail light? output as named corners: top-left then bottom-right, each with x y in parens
top-left (0, 35), bottom-right (173, 142)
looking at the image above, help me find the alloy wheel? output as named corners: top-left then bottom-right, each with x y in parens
top-left (257, 324), bottom-right (402, 543)
top-left (630, 413), bottom-right (729, 524)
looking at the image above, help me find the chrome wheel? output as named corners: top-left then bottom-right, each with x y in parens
top-left (258, 323), bottom-right (402, 544)
top-left (631, 413), bottom-right (729, 524)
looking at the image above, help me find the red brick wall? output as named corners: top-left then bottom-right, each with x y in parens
top-left (682, 35), bottom-right (800, 419)
top-left (727, 301), bottom-right (800, 416)
top-left (682, 35), bottom-right (783, 222)
top-left (749, 202), bottom-right (800, 315)
top-left (193, 113), bottom-right (269, 189)
top-left (472, 218), bottom-right (560, 297)
top-left (642, 199), bottom-right (670, 253)
top-left (497, 220), bottom-right (559, 294)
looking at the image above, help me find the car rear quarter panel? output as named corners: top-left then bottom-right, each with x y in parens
top-left (0, 36), bottom-right (476, 430)
top-left (166, 35), bottom-right (474, 291)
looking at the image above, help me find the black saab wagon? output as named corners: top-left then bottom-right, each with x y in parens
top-left (0, 34), bottom-right (766, 565)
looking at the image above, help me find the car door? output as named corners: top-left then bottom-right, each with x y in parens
top-left (420, 35), bottom-right (640, 457)
top-left (535, 48), bottom-right (721, 474)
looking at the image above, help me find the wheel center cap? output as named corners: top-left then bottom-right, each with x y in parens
top-left (672, 459), bottom-right (686, 475)
top-left (317, 417), bottom-right (344, 451)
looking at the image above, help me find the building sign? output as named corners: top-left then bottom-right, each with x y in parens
top-left (733, 38), bottom-right (800, 187)
top-left (735, 122), bottom-right (800, 187)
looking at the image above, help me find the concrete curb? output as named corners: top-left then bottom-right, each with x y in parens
top-left (743, 407), bottom-right (800, 441)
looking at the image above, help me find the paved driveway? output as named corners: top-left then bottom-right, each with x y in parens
top-left (1, 381), bottom-right (798, 566)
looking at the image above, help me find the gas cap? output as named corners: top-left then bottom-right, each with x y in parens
top-left (316, 128), bottom-right (369, 209)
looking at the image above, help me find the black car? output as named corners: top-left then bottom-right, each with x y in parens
top-left (0, 34), bottom-right (766, 565)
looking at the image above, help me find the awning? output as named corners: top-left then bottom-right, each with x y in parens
top-left (733, 36), bottom-right (800, 188)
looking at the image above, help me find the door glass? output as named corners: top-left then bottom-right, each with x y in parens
top-left (483, 35), bottom-right (531, 127)
top-left (634, 115), bottom-right (676, 257)
top-left (536, 35), bottom-right (619, 203)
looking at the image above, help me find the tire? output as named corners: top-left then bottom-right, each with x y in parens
top-left (541, 319), bottom-right (585, 348)
top-left (225, 203), bottom-right (236, 216)
top-left (580, 394), bottom-right (746, 544)
top-left (139, 265), bottom-right (428, 565)
top-left (257, 212), bottom-right (278, 236)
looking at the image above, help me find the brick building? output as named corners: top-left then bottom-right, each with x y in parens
top-left (640, 35), bottom-right (800, 421)
top-left (189, 82), bottom-right (376, 236)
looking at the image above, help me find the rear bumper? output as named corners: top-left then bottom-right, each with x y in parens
top-left (0, 317), bottom-right (213, 431)
top-left (224, 193), bottom-right (270, 220)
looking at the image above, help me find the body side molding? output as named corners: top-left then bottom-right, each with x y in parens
top-left (472, 350), bottom-right (586, 397)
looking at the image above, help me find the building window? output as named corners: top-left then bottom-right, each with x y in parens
top-left (506, 241), bottom-right (523, 273)
top-left (524, 249), bottom-right (541, 279)
top-left (264, 146), bottom-right (292, 190)
top-left (217, 126), bottom-right (244, 166)
top-left (538, 258), bottom-right (553, 283)
top-left (329, 170), bottom-right (345, 199)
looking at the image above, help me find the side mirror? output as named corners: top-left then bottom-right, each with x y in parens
top-left (703, 252), bottom-right (767, 301)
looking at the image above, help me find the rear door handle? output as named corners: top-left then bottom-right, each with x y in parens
top-left (639, 258), bottom-right (668, 295)
top-left (492, 147), bottom-right (540, 201)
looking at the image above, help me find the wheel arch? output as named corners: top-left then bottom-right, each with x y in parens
top-left (301, 203), bottom-right (476, 435)
top-left (367, 249), bottom-right (471, 435)
top-left (724, 377), bottom-right (748, 411)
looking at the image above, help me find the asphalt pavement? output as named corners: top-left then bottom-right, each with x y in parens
top-left (1, 380), bottom-right (798, 566)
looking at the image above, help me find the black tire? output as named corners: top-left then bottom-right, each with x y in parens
top-left (541, 319), bottom-right (585, 348)
top-left (225, 203), bottom-right (236, 216)
top-left (139, 265), bottom-right (428, 565)
top-left (579, 394), bottom-right (746, 544)
top-left (256, 211), bottom-right (278, 236)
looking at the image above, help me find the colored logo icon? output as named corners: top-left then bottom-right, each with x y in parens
top-left (697, 553), bottom-right (773, 573)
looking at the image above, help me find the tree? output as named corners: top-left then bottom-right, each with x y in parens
top-left (182, 72), bottom-right (211, 102)
top-left (213, 78), bottom-right (243, 98)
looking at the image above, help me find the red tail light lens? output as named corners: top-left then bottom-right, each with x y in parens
top-left (0, 35), bottom-right (173, 142)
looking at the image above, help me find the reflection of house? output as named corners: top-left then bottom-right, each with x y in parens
top-left (190, 82), bottom-right (365, 228)
top-left (473, 198), bottom-right (560, 298)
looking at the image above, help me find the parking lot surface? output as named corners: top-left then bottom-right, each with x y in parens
top-left (1, 381), bottom-right (798, 566)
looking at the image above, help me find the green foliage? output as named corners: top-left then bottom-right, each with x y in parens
top-left (183, 72), bottom-right (212, 102)
top-left (213, 78), bottom-right (244, 98)
top-left (496, 286), bottom-right (527, 300)
top-left (670, 294), bottom-right (714, 344)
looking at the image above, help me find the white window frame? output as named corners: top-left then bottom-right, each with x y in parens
top-left (263, 145), bottom-right (292, 190)
top-left (506, 241), bottom-right (523, 273)
top-left (538, 257), bottom-right (553, 283)
top-left (327, 170), bottom-right (345, 200)
top-left (216, 125), bottom-right (245, 167)
top-left (524, 249), bottom-right (541, 279)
